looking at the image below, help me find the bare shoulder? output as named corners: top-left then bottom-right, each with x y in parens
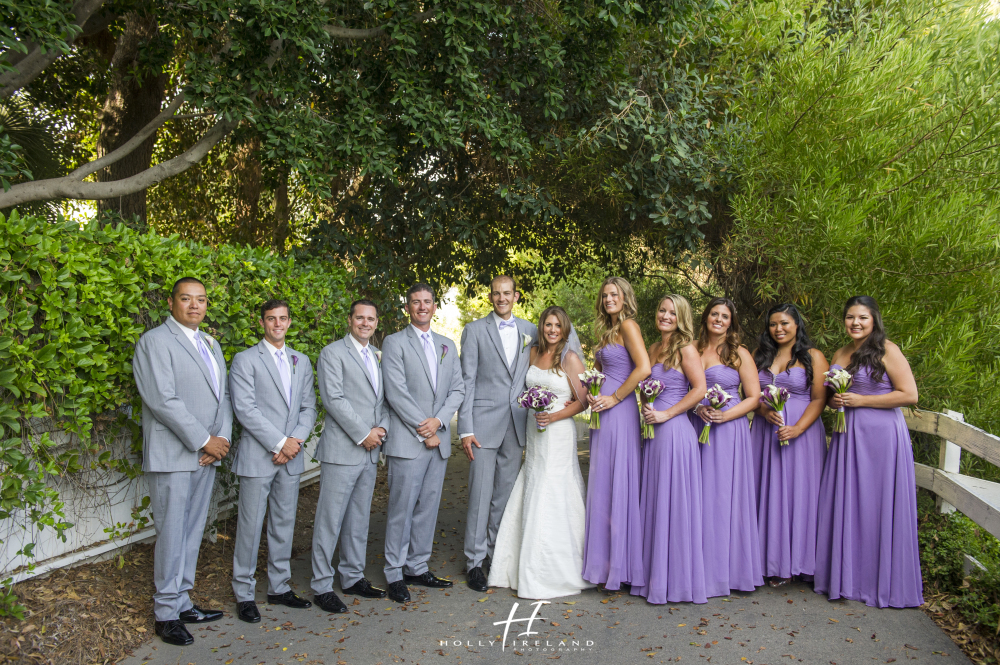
top-left (679, 343), bottom-right (700, 361)
top-left (883, 340), bottom-right (908, 362)
top-left (736, 345), bottom-right (755, 362)
top-left (807, 347), bottom-right (827, 363)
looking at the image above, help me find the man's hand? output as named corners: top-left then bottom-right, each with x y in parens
top-left (203, 435), bottom-right (230, 459)
top-left (199, 453), bottom-right (216, 466)
top-left (272, 450), bottom-right (291, 465)
top-left (461, 434), bottom-right (481, 461)
top-left (283, 437), bottom-right (303, 458)
top-left (361, 427), bottom-right (384, 451)
top-left (416, 417), bottom-right (441, 439)
top-left (424, 433), bottom-right (442, 449)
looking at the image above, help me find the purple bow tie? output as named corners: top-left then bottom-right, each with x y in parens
top-left (498, 319), bottom-right (516, 330)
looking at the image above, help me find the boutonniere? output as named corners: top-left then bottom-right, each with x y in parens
top-left (440, 344), bottom-right (449, 365)
top-left (373, 348), bottom-right (382, 365)
top-left (521, 333), bottom-right (531, 352)
top-left (291, 354), bottom-right (298, 374)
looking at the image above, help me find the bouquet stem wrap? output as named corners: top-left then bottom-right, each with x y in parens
top-left (636, 378), bottom-right (666, 442)
top-left (579, 369), bottom-right (606, 430)
top-left (699, 383), bottom-right (733, 445)
top-left (759, 383), bottom-right (791, 446)
top-left (823, 369), bottom-right (854, 433)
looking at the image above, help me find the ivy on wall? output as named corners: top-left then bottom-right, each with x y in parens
top-left (0, 211), bottom-right (353, 617)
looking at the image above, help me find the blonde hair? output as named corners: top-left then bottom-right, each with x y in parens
top-left (653, 294), bottom-right (695, 368)
top-left (537, 306), bottom-right (571, 375)
top-left (595, 276), bottom-right (638, 350)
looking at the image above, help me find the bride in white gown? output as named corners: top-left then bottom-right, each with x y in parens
top-left (488, 306), bottom-right (595, 599)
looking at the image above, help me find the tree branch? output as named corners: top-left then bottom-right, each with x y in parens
top-left (68, 93), bottom-right (187, 179)
top-left (323, 7), bottom-right (437, 40)
top-left (0, 117), bottom-right (236, 208)
top-left (0, 0), bottom-right (107, 99)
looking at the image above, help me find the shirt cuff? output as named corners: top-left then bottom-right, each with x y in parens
top-left (459, 432), bottom-right (474, 439)
top-left (272, 437), bottom-right (286, 454)
top-left (355, 436), bottom-right (366, 446)
top-left (200, 436), bottom-right (210, 450)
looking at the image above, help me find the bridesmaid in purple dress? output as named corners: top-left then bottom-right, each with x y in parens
top-left (691, 297), bottom-right (764, 597)
top-left (750, 303), bottom-right (829, 587)
top-left (631, 294), bottom-right (708, 604)
top-left (814, 296), bottom-right (923, 608)
top-left (582, 276), bottom-right (651, 591)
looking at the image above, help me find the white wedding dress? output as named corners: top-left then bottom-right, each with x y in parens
top-left (488, 365), bottom-right (594, 599)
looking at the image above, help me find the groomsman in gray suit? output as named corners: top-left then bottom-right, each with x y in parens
top-left (229, 299), bottom-right (318, 623)
top-left (381, 283), bottom-right (465, 603)
top-left (309, 299), bottom-right (390, 613)
top-left (458, 275), bottom-right (537, 592)
top-left (132, 277), bottom-right (232, 646)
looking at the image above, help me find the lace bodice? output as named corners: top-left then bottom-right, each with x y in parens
top-left (525, 365), bottom-right (574, 413)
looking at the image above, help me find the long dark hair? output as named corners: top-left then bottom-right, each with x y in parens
top-left (843, 295), bottom-right (888, 382)
top-left (696, 297), bottom-right (743, 369)
top-left (753, 303), bottom-right (815, 385)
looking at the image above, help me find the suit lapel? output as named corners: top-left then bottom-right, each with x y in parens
top-left (485, 314), bottom-right (513, 378)
top-left (259, 341), bottom-right (290, 408)
top-left (287, 347), bottom-right (302, 409)
top-left (407, 326), bottom-right (436, 392)
top-left (345, 336), bottom-right (377, 394)
top-left (513, 318), bottom-right (531, 378)
top-left (166, 318), bottom-right (218, 399)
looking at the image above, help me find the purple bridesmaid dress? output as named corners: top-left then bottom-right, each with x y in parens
top-left (631, 365), bottom-right (707, 604)
top-left (752, 368), bottom-right (826, 579)
top-left (582, 343), bottom-right (644, 589)
top-left (691, 364), bottom-right (764, 597)
top-left (814, 365), bottom-right (924, 608)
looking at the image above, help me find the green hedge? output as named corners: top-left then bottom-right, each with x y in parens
top-left (0, 211), bottom-right (353, 617)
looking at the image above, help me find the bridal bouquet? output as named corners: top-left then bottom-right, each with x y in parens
top-left (579, 369), bottom-right (606, 430)
top-left (823, 368), bottom-right (853, 433)
top-left (698, 384), bottom-right (733, 444)
top-left (759, 384), bottom-right (791, 445)
top-left (517, 385), bottom-right (558, 432)
top-left (636, 377), bottom-right (666, 441)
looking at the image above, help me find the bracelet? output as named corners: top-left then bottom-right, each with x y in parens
top-left (613, 388), bottom-right (622, 401)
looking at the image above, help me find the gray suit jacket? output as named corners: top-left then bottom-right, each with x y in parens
top-left (315, 335), bottom-right (389, 465)
top-left (132, 318), bottom-right (234, 473)
top-left (457, 315), bottom-right (537, 449)
top-left (229, 340), bottom-right (318, 477)
top-left (382, 327), bottom-right (465, 460)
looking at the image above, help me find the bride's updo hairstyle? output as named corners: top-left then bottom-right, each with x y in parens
top-left (594, 276), bottom-right (638, 350)
top-left (843, 295), bottom-right (888, 382)
top-left (696, 297), bottom-right (743, 369)
top-left (655, 294), bottom-right (695, 368)
top-left (537, 306), bottom-right (572, 376)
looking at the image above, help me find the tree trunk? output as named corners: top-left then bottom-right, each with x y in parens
top-left (95, 12), bottom-right (167, 226)
top-left (273, 167), bottom-right (290, 252)
top-left (228, 134), bottom-right (262, 245)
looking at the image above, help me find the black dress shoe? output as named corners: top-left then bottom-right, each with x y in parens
top-left (314, 591), bottom-right (348, 613)
top-left (467, 566), bottom-right (488, 593)
top-left (179, 605), bottom-right (223, 623)
top-left (342, 578), bottom-right (387, 599)
top-left (387, 580), bottom-right (411, 603)
top-left (155, 619), bottom-right (194, 646)
top-left (404, 571), bottom-right (454, 588)
top-left (236, 600), bottom-right (261, 623)
top-left (267, 590), bottom-right (313, 609)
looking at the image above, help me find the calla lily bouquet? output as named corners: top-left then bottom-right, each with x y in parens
top-left (759, 384), bottom-right (791, 444)
top-left (579, 369), bottom-right (606, 429)
top-left (823, 368), bottom-right (853, 433)
top-left (516, 385), bottom-right (558, 432)
top-left (699, 384), bottom-right (733, 444)
top-left (636, 378), bottom-right (666, 441)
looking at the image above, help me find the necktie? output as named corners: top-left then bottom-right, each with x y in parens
top-left (361, 347), bottom-right (378, 393)
top-left (275, 349), bottom-right (292, 403)
top-left (195, 332), bottom-right (219, 398)
top-left (421, 332), bottom-right (438, 389)
top-left (498, 319), bottom-right (516, 330)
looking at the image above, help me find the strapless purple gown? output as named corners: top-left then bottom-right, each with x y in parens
top-left (582, 344), bottom-right (644, 589)
top-left (631, 365), bottom-right (706, 604)
top-left (751, 367), bottom-right (826, 579)
top-left (814, 365), bottom-right (923, 608)
top-left (690, 364), bottom-right (763, 597)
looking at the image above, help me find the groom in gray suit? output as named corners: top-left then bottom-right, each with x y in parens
top-left (381, 283), bottom-right (465, 603)
top-left (458, 275), bottom-right (537, 592)
top-left (229, 299), bottom-right (318, 623)
top-left (132, 277), bottom-right (232, 646)
top-left (309, 299), bottom-right (390, 613)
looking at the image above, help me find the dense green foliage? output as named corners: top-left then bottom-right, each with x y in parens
top-left (0, 211), bottom-right (353, 617)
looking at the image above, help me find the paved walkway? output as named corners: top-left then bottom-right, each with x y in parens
top-left (124, 425), bottom-right (967, 665)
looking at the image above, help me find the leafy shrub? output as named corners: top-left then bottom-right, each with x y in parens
top-left (0, 211), bottom-right (353, 617)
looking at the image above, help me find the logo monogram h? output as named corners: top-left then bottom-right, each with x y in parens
top-left (493, 600), bottom-right (550, 652)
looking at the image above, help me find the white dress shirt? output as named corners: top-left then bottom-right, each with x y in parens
top-left (411, 324), bottom-right (443, 440)
top-left (170, 316), bottom-right (224, 450)
top-left (349, 333), bottom-right (383, 446)
top-left (459, 312), bottom-right (518, 439)
top-left (262, 339), bottom-right (292, 453)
